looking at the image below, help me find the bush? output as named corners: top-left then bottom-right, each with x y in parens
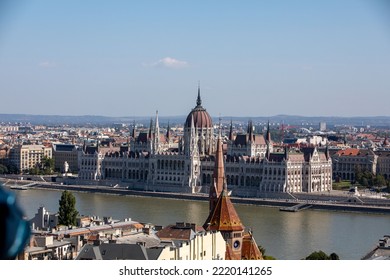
top-left (304, 250), bottom-right (339, 260)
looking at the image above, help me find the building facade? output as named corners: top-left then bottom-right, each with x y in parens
top-left (52, 144), bottom-right (79, 173)
top-left (77, 88), bottom-right (332, 195)
top-left (331, 148), bottom-right (377, 181)
top-left (9, 144), bottom-right (52, 172)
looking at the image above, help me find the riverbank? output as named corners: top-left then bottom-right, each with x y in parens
top-left (3, 178), bottom-right (390, 215)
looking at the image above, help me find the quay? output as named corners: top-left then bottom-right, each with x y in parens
top-left (280, 203), bottom-right (313, 212)
top-left (2, 178), bottom-right (390, 215)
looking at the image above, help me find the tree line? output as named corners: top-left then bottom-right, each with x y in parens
top-left (355, 165), bottom-right (389, 192)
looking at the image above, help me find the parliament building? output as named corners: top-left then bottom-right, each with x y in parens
top-left (78, 87), bottom-right (332, 196)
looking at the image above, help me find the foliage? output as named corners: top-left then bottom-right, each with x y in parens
top-left (58, 190), bottom-right (79, 226)
top-left (355, 165), bottom-right (389, 193)
top-left (0, 164), bottom-right (8, 174)
top-left (0, 163), bottom-right (18, 174)
top-left (263, 255), bottom-right (276, 260)
top-left (29, 167), bottom-right (40, 175)
top-left (332, 180), bottom-right (352, 190)
top-left (26, 156), bottom-right (55, 175)
top-left (329, 253), bottom-right (340, 260)
top-left (41, 156), bottom-right (54, 174)
top-left (304, 250), bottom-right (339, 260)
top-left (374, 174), bottom-right (386, 188)
top-left (258, 245), bottom-right (276, 260)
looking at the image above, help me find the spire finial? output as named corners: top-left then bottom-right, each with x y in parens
top-left (196, 81), bottom-right (202, 107)
top-left (218, 114), bottom-right (222, 138)
top-left (166, 120), bottom-right (170, 140)
top-left (266, 120), bottom-right (271, 143)
top-left (229, 119), bottom-right (233, 141)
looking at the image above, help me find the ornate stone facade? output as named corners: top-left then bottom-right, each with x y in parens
top-left (78, 88), bottom-right (332, 195)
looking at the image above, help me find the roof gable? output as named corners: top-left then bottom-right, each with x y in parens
top-left (203, 190), bottom-right (244, 232)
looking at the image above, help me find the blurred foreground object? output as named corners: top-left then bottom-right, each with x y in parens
top-left (0, 185), bottom-right (30, 259)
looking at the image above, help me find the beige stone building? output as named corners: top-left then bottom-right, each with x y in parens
top-left (9, 144), bottom-right (52, 172)
top-left (331, 148), bottom-right (377, 181)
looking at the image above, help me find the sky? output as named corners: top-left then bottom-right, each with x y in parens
top-left (0, 0), bottom-right (390, 118)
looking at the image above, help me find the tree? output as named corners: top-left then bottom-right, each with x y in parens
top-left (258, 245), bottom-right (276, 260)
top-left (58, 190), bottom-right (79, 226)
top-left (374, 174), bottom-right (386, 188)
top-left (0, 164), bottom-right (8, 174)
top-left (6, 163), bottom-right (18, 174)
top-left (354, 165), bottom-right (363, 184)
top-left (41, 156), bottom-right (54, 175)
top-left (304, 250), bottom-right (339, 260)
top-left (329, 253), bottom-right (340, 260)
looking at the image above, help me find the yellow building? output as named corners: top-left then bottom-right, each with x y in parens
top-left (10, 144), bottom-right (52, 172)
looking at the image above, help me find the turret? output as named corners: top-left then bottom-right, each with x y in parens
top-left (153, 110), bottom-right (160, 154)
top-left (266, 120), bottom-right (271, 143)
top-left (229, 119), bottom-right (234, 141)
top-left (166, 121), bottom-right (171, 141)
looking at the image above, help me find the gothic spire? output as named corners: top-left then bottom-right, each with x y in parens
top-left (266, 120), bottom-right (271, 143)
top-left (218, 115), bottom-right (222, 137)
top-left (196, 81), bottom-right (202, 107)
top-left (148, 118), bottom-right (153, 139)
top-left (248, 120), bottom-right (253, 141)
top-left (209, 133), bottom-right (225, 211)
top-left (166, 121), bottom-right (171, 140)
top-left (132, 120), bottom-right (136, 139)
top-left (229, 119), bottom-right (233, 141)
top-left (155, 110), bottom-right (160, 135)
top-left (154, 110), bottom-right (160, 153)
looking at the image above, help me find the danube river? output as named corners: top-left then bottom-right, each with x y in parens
top-left (8, 187), bottom-right (390, 260)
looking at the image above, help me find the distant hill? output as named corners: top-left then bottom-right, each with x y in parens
top-left (1, 113), bottom-right (390, 127)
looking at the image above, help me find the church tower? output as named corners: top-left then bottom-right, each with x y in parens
top-left (204, 134), bottom-right (244, 260)
top-left (204, 130), bottom-right (263, 260)
top-left (208, 130), bottom-right (225, 211)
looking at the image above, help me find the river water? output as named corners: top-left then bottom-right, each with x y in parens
top-left (8, 187), bottom-right (390, 260)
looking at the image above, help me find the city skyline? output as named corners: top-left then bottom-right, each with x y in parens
top-left (1, 1), bottom-right (390, 117)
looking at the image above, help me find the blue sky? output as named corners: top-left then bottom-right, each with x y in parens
top-left (0, 0), bottom-right (390, 117)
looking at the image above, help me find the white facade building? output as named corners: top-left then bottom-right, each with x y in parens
top-left (78, 89), bottom-right (332, 195)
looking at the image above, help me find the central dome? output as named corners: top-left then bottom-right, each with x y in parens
top-left (184, 88), bottom-right (213, 129)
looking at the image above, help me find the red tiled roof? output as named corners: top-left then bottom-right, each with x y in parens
top-left (241, 233), bottom-right (263, 260)
top-left (336, 148), bottom-right (361, 156)
top-left (203, 189), bottom-right (244, 232)
top-left (156, 225), bottom-right (193, 241)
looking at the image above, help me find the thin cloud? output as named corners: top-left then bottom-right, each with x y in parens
top-left (38, 61), bottom-right (57, 68)
top-left (144, 57), bottom-right (189, 69)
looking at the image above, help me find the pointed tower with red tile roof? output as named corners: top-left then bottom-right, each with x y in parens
top-left (204, 133), bottom-right (263, 260)
top-left (208, 129), bottom-right (225, 211)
